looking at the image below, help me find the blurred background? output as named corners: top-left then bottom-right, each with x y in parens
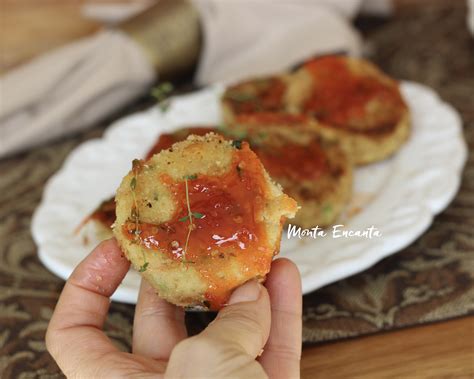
top-left (0, 0), bottom-right (470, 74)
top-left (1, 0), bottom-right (472, 157)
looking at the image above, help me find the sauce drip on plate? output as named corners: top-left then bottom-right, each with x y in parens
top-left (123, 142), bottom-right (273, 309)
top-left (86, 198), bottom-right (116, 228)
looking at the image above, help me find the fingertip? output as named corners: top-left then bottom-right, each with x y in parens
top-left (48, 239), bottom-right (131, 336)
top-left (94, 238), bottom-right (128, 263)
top-left (270, 258), bottom-right (301, 280)
top-left (133, 278), bottom-right (187, 359)
top-left (227, 279), bottom-right (262, 305)
top-left (69, 238), bottom-right (130, 297)
top-left (204, 281), bottom-right (271, 358)
top-left (265, 258), bottom-right (302, 315)
top-left (259, 258), bottom-right (302, 378)
top-left (266, 258), bottom-right (302, 292)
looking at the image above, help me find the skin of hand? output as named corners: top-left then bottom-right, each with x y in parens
top-left (46, 239), bottom-right (302, 378)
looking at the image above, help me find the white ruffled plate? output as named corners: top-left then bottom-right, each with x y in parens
top-left (31, 82), bottom-right (467, 303)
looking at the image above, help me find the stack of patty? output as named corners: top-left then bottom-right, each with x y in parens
top-left (221, 55), bottom-right (410, 227)
top-left (222, 55), bottom-right (410, 165)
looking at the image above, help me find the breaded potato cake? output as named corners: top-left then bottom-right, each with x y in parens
top-left (251, 132), bottom-right (352, 228)
top-left (221, 55), bottom-right (410, 165)
top-left (221, 75), bottom-right (314, 141)
top-left (291, 55), bottom-right (410, 164)
top-left (78, 127), bottom-right (216, 240)
top-left (114, 133), bottom-right (298, 310)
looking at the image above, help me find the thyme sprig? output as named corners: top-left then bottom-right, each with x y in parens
top-left (181, 174), bottom-right (201, 261)
top-left (151, 82), bottom-right (174, 112)
top-left (231, 140), bottom-right (242, 149)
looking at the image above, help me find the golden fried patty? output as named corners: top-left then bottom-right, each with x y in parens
top-left (292, 55), bottom-right (410, 164)
top-left (221, 55), bottom-right (410, 165)
top-left (221, 75), bottom-right (313, 141)
top-left (114, 133), bottom-right (298, 310)
top-left (251, 132), bottom-right (352, 228)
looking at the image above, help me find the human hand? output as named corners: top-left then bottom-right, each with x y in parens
top-left (46, 239), bottom-right (302, 378)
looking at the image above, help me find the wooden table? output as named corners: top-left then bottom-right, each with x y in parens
top-left (301, 316), bottom-right (474, 378)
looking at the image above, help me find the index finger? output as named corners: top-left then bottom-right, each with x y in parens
top-left (46, 239), bottom-right (130, 373)
top-left (259, 258), bottom-right (302, 379)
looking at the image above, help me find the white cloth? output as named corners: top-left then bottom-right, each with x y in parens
top-left (0, 31), bottom-right (155, 157)
top-left (468, 0), bottom-right (474, 35)
top-left (0, 0), bottom-right (369, 158)
top-left (192, 0), bottom-right (362, 85)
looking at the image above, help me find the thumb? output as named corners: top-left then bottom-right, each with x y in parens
top-left (203, 279), bottom-right (271, 358)
top-left (166, 280), bottom-right (271, 378)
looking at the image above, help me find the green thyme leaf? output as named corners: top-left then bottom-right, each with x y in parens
top-left (151, 82), bottom-right (173, 99)
top-left (151, 82), bottom-right (174, 113)
top-left (159, 82), bottom-right (173, 93)
top-left (322, 204), bottom-right (333, 214)
top-left (232, 140), bottom-right (242, 149)
top-left (158, 100), bottom-right (170, 112)
top-left (179, 215), bottom-right (189, 222)
top-left (192, 212), bottom-right (204, 219)
top-left (185, 174), bottom-right (198, 180)
top-left (130, 177), bottom-right (137, 190)
top-left (181, 259), bottom-right (196, 264)
top-left (138, 261), bottom-right (149, 272)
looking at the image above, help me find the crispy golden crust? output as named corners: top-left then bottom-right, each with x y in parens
top-left (114, 133), bottom-right (297, 309)
top-left (309, 110), bottom-right (410, 165)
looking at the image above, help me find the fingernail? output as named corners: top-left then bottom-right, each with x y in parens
top-left (228, 280), bottom-right (261, 305)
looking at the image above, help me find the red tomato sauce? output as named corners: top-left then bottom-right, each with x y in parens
top-left (88, 198), bottom-right (116, 228)
top-left (253, 139), bottom-right (329, 181)
top-left (145, 127), bottom-right (215, 159)
top-left (302, 56), bottom-right (405, 129)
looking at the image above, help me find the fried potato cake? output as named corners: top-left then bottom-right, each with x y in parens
top-left (78, 127), bottom-right (216, 240)
top-left (291, 55), bottom-right (410, 164)
top-left (221, 55), bottom-right (410, 165)
top-left (250, 132), bottom-right (352, 228)
top-left (114, 133), bottom-right (298, 310)
top-left (221, 75), bottom-right (314, 141)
